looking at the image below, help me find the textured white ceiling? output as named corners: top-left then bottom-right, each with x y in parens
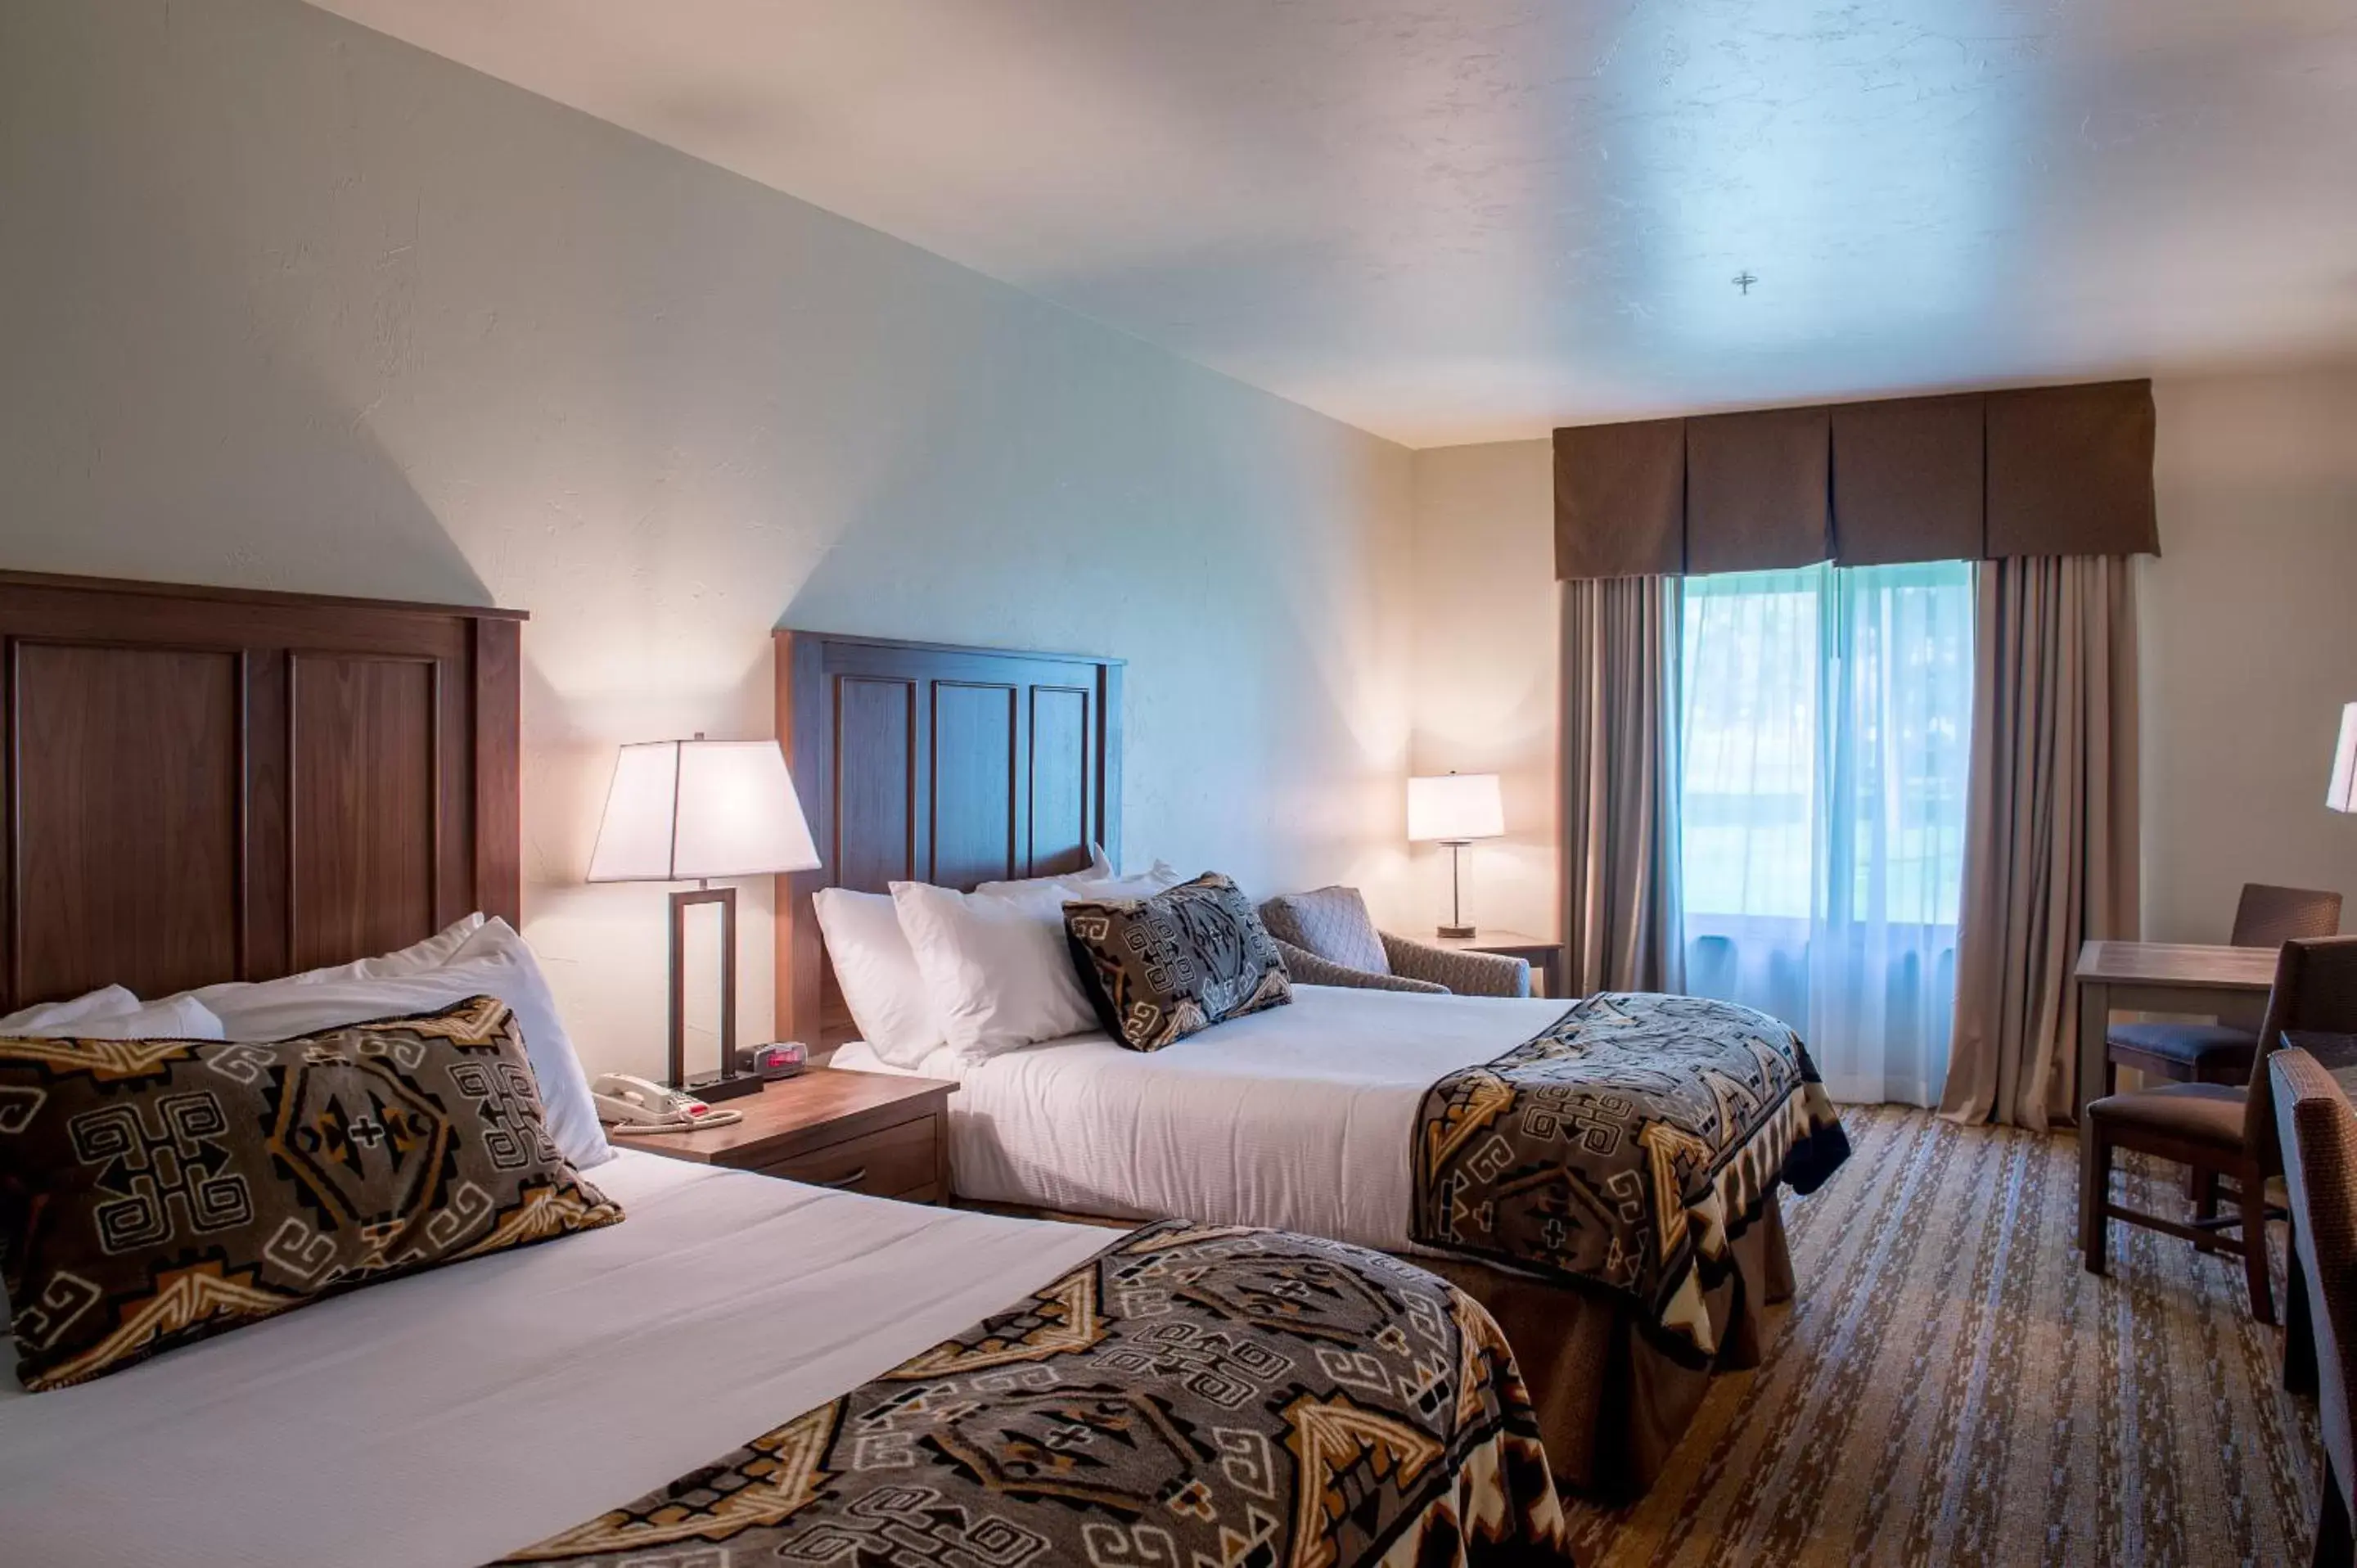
top-left (307, 0), bottom-right (2357, 446)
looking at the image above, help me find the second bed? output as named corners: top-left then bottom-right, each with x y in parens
top-left (835, 981), bottom-right (1832, 1496)
top-left (777, 629), bottom-right (1850, 1498)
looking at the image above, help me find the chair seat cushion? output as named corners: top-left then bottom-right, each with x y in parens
top-left (2107, 1020), bottom-right (2258, 1068)
top-left (2088, 1080), bottom-right (2247, 1143)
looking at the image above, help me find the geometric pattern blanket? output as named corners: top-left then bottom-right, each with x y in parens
top-left (495, 1221), bottom-right (1574, 1568)
top-left (1413, 993), bottom-right (1850, 1357)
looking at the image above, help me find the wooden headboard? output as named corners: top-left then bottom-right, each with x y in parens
top-left (0, 570), bottom-right (523, 1008)
top-left (773, 631), bottom-right (1122, 1051)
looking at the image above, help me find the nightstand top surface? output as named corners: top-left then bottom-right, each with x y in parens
top-left (607, 1066), bottom-right (954, 1165)
top-left (1428, 930), bottom-right (1557, 953)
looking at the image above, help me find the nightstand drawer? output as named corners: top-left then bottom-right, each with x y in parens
top-left (750, 1111), bottom-right (941, 1201)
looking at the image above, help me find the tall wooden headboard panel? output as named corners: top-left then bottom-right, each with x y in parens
top-left (773, 631), bottom-right (1122, 1051)
top-left (0, 570), bottom-right (524, 1007)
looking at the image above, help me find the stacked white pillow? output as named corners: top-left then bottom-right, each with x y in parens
top-left (0, 985), bottom-right (223, 1041)
top-left (810, 887), bottom-right (944, 1067)
top-left (189, 916), bottom-right (611, 1171)
top-left (890, 880), bottom-right (1099, 1058)
top-left (814, 860), bottom-right (1183, 1066)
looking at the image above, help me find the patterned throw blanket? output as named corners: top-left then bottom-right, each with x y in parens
top-left (494, 1222), bottom-right (1572, 1568)
top-left (1414, 993), bottom-right (1850, 1355)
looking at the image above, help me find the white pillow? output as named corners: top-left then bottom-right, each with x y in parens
top-left (890, 881), bottom-right (1102, 1059)
top-left (812, 888), bottom-right (945, 1068)
top-left (0, 992), bottom-right (223, 1041)
top-left (299, 912), bottom-right (487, 984)
top-left (193, 918), bottom-right (611, 1170)
top-left (970, 843), bottom-right (1117, 899)
top-left (0, 985), bottom-right (142, 1034)
top-left (1061, 862), bottom-right (1185, 901)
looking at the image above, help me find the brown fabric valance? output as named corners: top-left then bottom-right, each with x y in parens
top-left (1553, 418), bottom-right (1685, 579)
top-left (1984, 381), bottom-right (2159, 559)
top-left (1553, 378), bottom-right (2157, 579)
top-left (1831, 392), bottom-right (1985, 566)
top-left (1685, 405), bottom-right (1830, 574)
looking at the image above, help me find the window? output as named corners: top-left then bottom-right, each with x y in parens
top-left (1678, 561), bottom-right (1974, 1104)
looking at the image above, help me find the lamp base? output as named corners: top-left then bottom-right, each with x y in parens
top-left (1435, 923), bottom-right (1476, 939)
top-left (684, 1070), bottom-right (767, 1103)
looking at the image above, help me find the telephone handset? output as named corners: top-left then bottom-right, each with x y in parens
top-left (591, 1072), bottom-right (745, 1133)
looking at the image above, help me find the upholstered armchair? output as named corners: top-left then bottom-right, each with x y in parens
top-left (2270, 1046), bottom-right (2357, 1563)
top-left (1260, 885), bottom-right (1531, 998)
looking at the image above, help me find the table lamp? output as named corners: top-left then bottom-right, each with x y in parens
top-left (588, 735), bottom-right (821, 1100)
top-left (1408, 771), bottom-right (1504, 938)
top-left (2331, 701), bottom-right (2357, 814)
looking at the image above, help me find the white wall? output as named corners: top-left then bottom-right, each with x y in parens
top-left (1405, 364), bottom-right (2357, 948)
top-left (0, 0), bottom-right (1417, 1079)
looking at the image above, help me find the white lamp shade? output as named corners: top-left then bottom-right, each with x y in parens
top-left (587, 739), bottom-right (822, 882)
top-left (1408, 773), bottom-right (1505, 842)
top-left (2331, 701), bottom-right (2357, 814)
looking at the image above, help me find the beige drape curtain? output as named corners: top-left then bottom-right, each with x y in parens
top-left (1938, 556), bottom-right (2141, 1129)
top-left (1562, 576), bottom-right (1684, 995)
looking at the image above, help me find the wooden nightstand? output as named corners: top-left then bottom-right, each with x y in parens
top-left (1430, 930), bottom-right (1565, 998)
top-left (610, 1068), bottom-right (955, 1203)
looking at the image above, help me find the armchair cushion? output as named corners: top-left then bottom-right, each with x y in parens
top-left (1273, 939), bottom-right (1446, 994)
top-left (1259, 886), bottom-right (1389, 975)
top-left (1381, 935), bottom-right (1534, 998)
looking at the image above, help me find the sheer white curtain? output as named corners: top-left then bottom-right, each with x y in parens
top-left (1678, 561), bottom-right (1975, 1105)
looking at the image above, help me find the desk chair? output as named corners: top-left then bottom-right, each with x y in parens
top-left (2107, 883), bottom-right (2342, 1090)
top-left (2084, 935), bottom-right (2357, 1324)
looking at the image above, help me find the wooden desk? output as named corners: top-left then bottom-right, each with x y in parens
top-left (2074, 940), bottom-right (2277, 1117)
top-left (1431, 930), bottom-right (1564, 998)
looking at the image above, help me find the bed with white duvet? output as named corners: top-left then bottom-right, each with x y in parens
top-left (0, 920), bottom-right (1570, 1568)
top-left (833, 983), bottom-right (1570, 1252)
top-left (0, 1151), bottom-right (1116, 1567)
top-left (818, 868), bottom-right (1849, 1499)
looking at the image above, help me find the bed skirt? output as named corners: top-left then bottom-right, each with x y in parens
top-left (1418, 1190), bottom-right (1795, 1501)
top-left (952, 1190), bottom-right (1794, 1503)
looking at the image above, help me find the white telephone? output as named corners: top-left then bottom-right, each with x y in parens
top-left (591, 1073), bottom-right (745, 1133)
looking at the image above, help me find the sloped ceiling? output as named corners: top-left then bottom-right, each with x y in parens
top-left (309, 0), bottom-right (2357, 445)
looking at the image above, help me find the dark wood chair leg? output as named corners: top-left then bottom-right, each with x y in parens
top-left (2194, 1169), bottom-right (2220, 1219)
top-left (2318, 1457), bottom-right (2353, 1568)
top-left (2242, 1160), bottom-right (2277, 1326)
top-left (2082, 1123), bottom-right (2111, 1276)
top-left (2288, 1238), bottom-right (2319, 1395)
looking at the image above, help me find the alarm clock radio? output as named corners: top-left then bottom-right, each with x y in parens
top-left (749, 1041), bottom-right (808, 1079)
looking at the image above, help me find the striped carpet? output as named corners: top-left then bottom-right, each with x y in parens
top-left (1565, 1106), bottom-right (2323, 1567)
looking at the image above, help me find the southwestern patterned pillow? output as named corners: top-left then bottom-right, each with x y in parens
top-left (1063, 872), bottom-right (1291, 1051)
top-left (0, 995), bottom-right (621, 1391)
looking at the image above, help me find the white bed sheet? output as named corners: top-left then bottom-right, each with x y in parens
top-left (0, 1149), bottom-right (1115, 1568)
top-left (833, 984), bottom-right (1569, 1252)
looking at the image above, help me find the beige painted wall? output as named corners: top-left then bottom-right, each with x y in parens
top-left (1404, 365), bottom-right (2357, 949)
top-left (1404, 442), bottom-right (1559, 939)
top-left (0, 0), bottom-right (1417, 1079)
top-left (2140, 367), bottom-right (2357, 940)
